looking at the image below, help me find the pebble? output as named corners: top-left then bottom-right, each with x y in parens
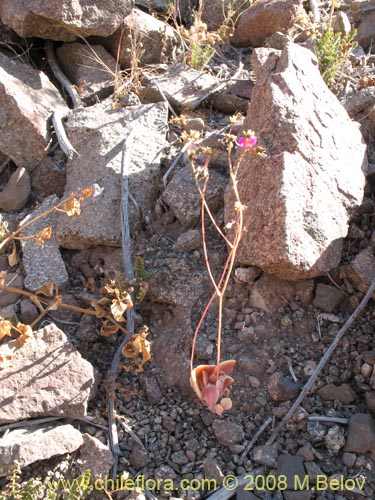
top-left (304, 461), bottom-right (324, 482)
top-left (342, 452), bottom-right (356, 468)
top-left (171, 451), bottom-right (189, 465)
top-left (307, 421), bottom-right (327, 441)
top-left (361, 362), bottom-right (373, 378)
top-left (130, 447), bottom-right (150, 470)
top-left (324, 425), bottom-right (345, 455)
top-left (252, 444), bottom-right (279, 467)
top-left (297, 445), bottom-right (315, 461)
top-left (267, 372), bottom-right (301, 401)
top-left (303, 360), bottom-right (317, 377)
top-left (203, 458), bottom-right (224, 484)
top-left (212, 420), bottom-right (244, 447)
top-left (317, 383), bottom-right (356, 404)
top-left (140, 376), bottom-right (162, 405)
top-left (248, 376), bottom-right (260, 388)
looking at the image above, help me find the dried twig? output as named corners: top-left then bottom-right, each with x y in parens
top-left (0, 416), bottom-right (61, 434)
top-left (238, 417), bottom-right (272, 466)
top-left (207, 468), bottom-right (263, 500)
top-left (308, 415), bottom-right (349, 424)
top-left (162, 140), bottom-right (192, 187)
top-left (45, 40), bottom-right (81, 108)
top-left (108, 131), bottom-right (137, 480)
top-left (155, 81), bottom-right (178, 117)
top-left (266, 274), bottom-right (375, 445)
top-left (116, 416), bottom-right (146, 450)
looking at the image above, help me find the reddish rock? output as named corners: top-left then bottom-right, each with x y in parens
top-left (268, 372), bottom-right (301, 401)
top-left (212, 420), bottom-right (244, 447)
top-left (0, 167), bottom-right (30, 211)
top-left (313, 283), bottom-right (345, 313)
top-left (225, 43), bottom-right (366, 280)
top-left (0, 0), bottom-right (133, 41)
top-left (231, 0), bottom-right (302, 48)
top-left (78, 434), bottom-right (113, 478)
top-left (356, 10), bottom-right (375, 50)
top-left (345, 413), bottom-right (375, 453)
top-left (317, 383), bottom-right (356, 404)
top-left (347, 247), bottom-right (375, 297)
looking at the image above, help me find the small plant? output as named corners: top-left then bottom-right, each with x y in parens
top-left (0, 463), bottom-right (93, 500)
top-left (314, 26), bottom-right (357, 86)
top-left (184, 124), bottom-right (266, 415)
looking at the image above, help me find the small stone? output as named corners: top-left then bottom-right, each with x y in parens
top-left (268, 372), bottom-right (301, 401)
top-left (313, 283), bottom-right (345, 313)
top-left (212, 420), bottom-right (244, 447)
top-left (140, 376), bottom-right (162, 405)
top-left (0, 272), bottom-right (24, 308)
top-left (234, 321), bottom-right (245, 330)
top-left (317, 383), bottom-right (356, 404)
top-left (130, 446), bottom-right (150, 470)
top-left (203, 458), bottom-right (224, 484)
top-left (171, 450), bottom-right (189, 465)
top-left (363, 350), bottom-right (375, 365)
top-left (333, 11), bottom-right (352, 35)
top-left (324, 425), bottom-right (345, 455)
top-left (304, 461), bottom-right (324, 482)
top-left (0, 166), bottom-right (30, 211)
top-left (162, 415), bottom-right (176, 432)
top-left (248, 376), bottom-right (261, 388)
top-left (252, 444), bottom-right (279, 467)
top-left (303, 361), bottom-right (317, 377)
top-left (347, 247), bottom-right (375, 297)
top-left (297, 445), bottom-right (315, 462)
top-left (348, 222), bottom-right (366, 239)
top-left (307, 421), bottom-right (327, 442)
top-left (275, 454), bottom-right (306, 491)
top-left (173, 229), bottom-right (201, 252)
top-left (345, 413), bottom-right (375, 453)
top-left (78, 434), bottom-right (113, 478)
top-left (361, 362), bottom-right (373, 378)
top-left (342, 452), bottom-right (356, 468)
top-left (19, 298), bottom-right (39, 325)
top-left (366, 392), bottom-right (375, 413)
top-left (234, 266), bottom-right (262, 284)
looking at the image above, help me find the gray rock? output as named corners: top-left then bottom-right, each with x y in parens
top-left (333, 11), bottom-right (352, 35)
top-left (212, 420), bottom-right (244, 447)
top-left (324, 425), bottom-right (345, 455)
top-left (0, 272), bottom-right (24, 307)
top-left (317, 383), bottom-right (356, 404)
top-left (19, 298), bottom-right (39, 325)
top-left (140, 375), bottom-right (162, 405)
top-left (203, 458), bottom-right (224, 483)
top-left (101, 8), bottom-right (175, 69)
top-left (56, 101), bottom-right (168, 248)
top-left (0, 304), bottom-right (18, 323)
top-left (231, 0), bottom-right (302, 48)
top-left (313, 283), bottom-right (345, 313)
top-left (342, 452), bottom-right (356, 468)
top-left (0, 52), bottom-right (67, 168)
top-left (275, 454), bottom-right (306, 491)
top-left (252, 444), bottom-right (279, 467)
top-left (0, 424), bottom-right (83, 476)
top-left (0, 167), bottom-right (30, 211)
top-left (0, 323), bottom-right (96, 423)
top-left (171, 450), bottom-right (189, 465)
top-left (56, 42), bottom-right (117, 103)
top-left (267, 371), bottom-right (301, 401)
top-left (366, 391), bottom-right (375, 413)
top-left (20, 195), bottom-right (69, 291)
top-left (0, 0), bottom-right (133, 41)
top-left (201, 0), bottom-right (248, 31)
top-left (356, 10), bottom-right (375, 50)
top-left (234, 266), bottom-right (262, 285)
top-left (162, 165), bottom-right (226, 228)
top-left (77, 434), bottom-right (113, 478)
top-left (249, 273), bottom-right (296, 313)
top-left (303, 461), bottom-right (323, 482)
top-left (225, 43), bottom-right (367, 280)
top-left (143, 63), bottom-right (219, 111)
top-left (30, 157), bottom-right (66, 198)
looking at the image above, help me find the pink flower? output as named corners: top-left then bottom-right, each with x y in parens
top-left (236, 135), bottom-right (257, 149)
top-left (190, 360), bottom-right (236, 415)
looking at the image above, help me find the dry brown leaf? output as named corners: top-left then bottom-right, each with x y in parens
top-left (35, 281), bottom-right (58, 297)
top-left (0, 271), bottom-right (7, 286)
top-left (64, 198), bottom-right (81, 216)
top-left (82, 186), bottom-right (93, 198)
top-left (110, 298), bottom-right (127, 322)
top-left (122, 329), bottom-right (151, 373)
top-left (91, 300), bottom-right (108, 318)
top-left (100, 320), bottom-right (119, 336)
top-left (0, 319), bottom-right (12, 341)
top-left (48, 296), bottom-right (62, 311)
top-left (16, 323), bottom-right (33, 346)
top-left (34, 227), bottom-right (52, 247)
top-left (8, 243), bottom-right (19, 267)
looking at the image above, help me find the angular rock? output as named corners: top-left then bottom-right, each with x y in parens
top-left (203, 458), bottom-right (224, 483)
top-left (0, 424), bottom-right (83, 477)
top-left (0, 52), bottom-right (67, 169)
top-left (173, 229), bottom-right (201, 252)
top-left (231, 0), bottom-right (302, 48)
top-left (20, 195), bottom-right (69, 291)
top-left (345, 413), bottom-right (375, 453)
top-left (131, 446), bottom-right (150, 470)
top-left (30, 157), bottom-right (66, 198)
top-left (143, 63), bottom-right (219, 111)
top-left (201, 0), bottom-right (248, 31)
top-left (56, 42), bottom-right (118, 104)
top-left (366, 391), bottom-right (375, 414)
top-left (225, 43), bottom-right (367, 280)
top-left (0, 272), bottom-right (24, 308)
top-left (19, 298), bottom-right (39, 325)
top-left (140, 375), bottom-right (162, 405)
top-left (0, 0), bottom-right (133, 41)
top-left (0, 304), bottom-right (18, 323)
top-left (212, 79), bottom-right (253, 115)
top-left (56, 101), bottom-right (168, 248)
top-left (101, 8), bottom-right (175, 69)
top-left (356, 10), bottom-right (375, 50)
top-left (252, 444), bottom-right (279, 468)
top-left (0, 167), bottom-right (30, 211)
top-left (268, 371), bottom-right (301, 401)
top-left (313, 283), bottom-right (345, 313)
top-left (136, 0), bottom-right (195, 23)
top-left (275, 454), bottom-right (306, 490)
top-left (77, 434), bottom-right (113, 478)
top-left (212, 420), bottom-right (244, 447)
top-left (317, 383), bottom-right (356, 404)
top-left (0, 323), bottom-right (96, 424)
top-left (347, 247), bottom-right (375, 297)
top-left (234, 266), bottom-right (262, 285)
top-left (162, 165), bottom-right (226, 228)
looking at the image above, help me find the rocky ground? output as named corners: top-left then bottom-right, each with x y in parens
top-left (0, 0), bottom-right (375, 500)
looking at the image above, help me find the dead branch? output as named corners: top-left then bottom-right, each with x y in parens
top-left (52, 109), bottom-right (78, 159)
top-left (266, 273), bottom-right (375, 445)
